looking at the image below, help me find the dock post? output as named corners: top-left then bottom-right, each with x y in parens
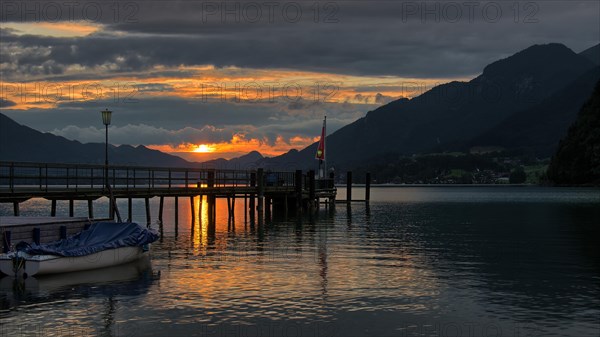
top-left (250, 172), bottom-right (256, 219)
top-left (257, 168), bottom-right (264, 214)
top-left (207, 171), bottom-right (215, 188)
top-left (69, 199), bottom-right (74, 217)
top-left (13, 202), bottom-right (19, 216)
top-left (265, 196), bottom-right (271, 220)
top-left (60, 226), bottom-right (67, 239)
top-left (231, 196), bottom-right (235, 219)
top-left (308, 170), bottom-right (316, 210)
top-left (2, 231), bottom-right (11, 253)
top-left (346, 171), bottom-right (352, 203)
top-left (158, 196), bottom-right (164, 223)
top-left (88, 199), bottom-right (94, 219)
top-left (33, 228), bottom-right (41, 245)
top-left (198, 194), bottom-right (203, 220)
top-left (329, 171), bottom-right (336, 207)
top-left (51, 199), bottom-right (57, 217)
top-left (174, 196), bottom-right (179, 227)
top-left (365, 172), bottom-right (371, 202)
top-left (190, 196), bottom-right (195, 226)
top-left (244, 194), bottom-right (248, 224)
top-left (145, 197), bottom-right (151, 227)
top-left (128, 197), bottom-right (133, 221)
top-left (227, 196), bottom-right (231, 218)
top-left (206, 194), bottom-right (216, 226)
top-left (207, 171), bottom-right (216, 224)
top-left (295, 170), bottom-right (302, 212)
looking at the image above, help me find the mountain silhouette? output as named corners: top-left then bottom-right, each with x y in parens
top-left (0, 113), bottom-right (193, 167)
top-left (468, 66), bottom-right (600, 156)
top-left (263, 43), bottom-right (598, 170)
top-left (580, 43), bottom-right (600, 65)
top-left (201, 151), bottom-right (264, 169)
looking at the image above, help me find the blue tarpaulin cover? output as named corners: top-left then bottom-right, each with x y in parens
top-left (18, 222), bottom-right (159, 257)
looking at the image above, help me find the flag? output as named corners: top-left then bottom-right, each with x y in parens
top-left (315, 117), bottom-right (326, 160)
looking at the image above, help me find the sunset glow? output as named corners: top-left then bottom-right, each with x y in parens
top-left (147, 134), bottom-right (318, 160)
top-left (193, 144), bottom-right (215, 153)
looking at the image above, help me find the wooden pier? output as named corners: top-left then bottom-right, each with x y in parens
top-left (0, 161), bottom-right (337, 226)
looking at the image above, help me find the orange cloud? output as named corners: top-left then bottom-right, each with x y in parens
top-left (147, 134), bottom-right (317, 162)
top-left (0, 65), bottom-right (461, 109)
top-left (2, 22), bottom-right (101, 37)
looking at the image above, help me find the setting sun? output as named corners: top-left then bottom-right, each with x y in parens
top-left (193, 144), bottom-right (215, 153)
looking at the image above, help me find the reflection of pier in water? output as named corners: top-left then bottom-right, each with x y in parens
top-left (186, 196), bottom-right (342, 301)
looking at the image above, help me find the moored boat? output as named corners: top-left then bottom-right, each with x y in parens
top-left (0, 222), bottom-right (158, 278)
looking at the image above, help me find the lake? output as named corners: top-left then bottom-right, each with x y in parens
top-left (1, 186), bottom-right (599, 337)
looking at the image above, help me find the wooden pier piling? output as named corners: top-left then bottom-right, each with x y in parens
top-left (158, 196), bottom-right (164, 223)
top-left (295, 170), bottom-right (303, 212)
top-left (346, 171), bottom-right (352, 203)
top-left (190, 196), bottom-right (195, 226)
top-left (365, 172), bottom-right (371, 202)
top-left (308, 170), bottom-right (316, 210)
top-left (174, 196), bottom-right (179, 227)
top-left (257, 168), bottom-right (265, 215)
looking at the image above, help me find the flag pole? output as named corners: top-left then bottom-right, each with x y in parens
top-left (316, 115), bottom-right (327, 179)
top-left (323, 116), bottom-right (327, 179)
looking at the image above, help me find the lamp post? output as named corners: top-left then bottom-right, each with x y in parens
top-left (101, 109), bottom-right (112, 189)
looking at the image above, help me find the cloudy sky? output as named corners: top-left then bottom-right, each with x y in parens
top-left (1, 0), bottom-right (598, 161)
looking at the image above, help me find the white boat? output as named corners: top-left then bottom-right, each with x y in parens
top-left (0, 222), bottom-right (158, 278)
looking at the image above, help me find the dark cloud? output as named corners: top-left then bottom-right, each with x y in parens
top-left (374, 93), bottom-right (395, 104)
top-left (286, 98), bottom-right (323, 111)
top-left (0, 95), bottom-right (371, 145)
top-left (49, 123), bottom-right (233, 146)
top-left (1, 1), bottom-right (598, 80)
top-left (0, 99), bottom-right (17, 108)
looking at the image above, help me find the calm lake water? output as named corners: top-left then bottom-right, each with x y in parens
top-left (1, 186), bottom-right (599, 337)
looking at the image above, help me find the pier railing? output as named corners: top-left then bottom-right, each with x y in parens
top-left (0, 162), bottom-right (332, 196)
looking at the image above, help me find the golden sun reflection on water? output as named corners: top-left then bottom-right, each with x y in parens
top-left (146, 195), bottom-right (442, 319)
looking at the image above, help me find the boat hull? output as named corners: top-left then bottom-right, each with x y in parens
top-left (0, 246), bottom-right (146, 277)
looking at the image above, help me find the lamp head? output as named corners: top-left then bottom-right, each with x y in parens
top-left (101, 109), bottom-right (112, 126)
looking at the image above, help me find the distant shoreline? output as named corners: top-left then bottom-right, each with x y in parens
top-left (334, 183), bottom-right (599, 188)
